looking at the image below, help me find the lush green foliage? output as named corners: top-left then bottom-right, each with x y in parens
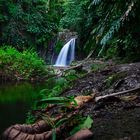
top-left (60, 0), bottom-right (140, 61)
top-left (38, 77), bottom-right (69, 100)
top-left (59, 0), bottom-right (91, 53)
top-left (1, 0), bottom-right (140, 61)
top-left (60, 0), bottom-right (89, 32)
top-left (0, 46), bottom-right (49, 80)
top-left (0, 0), bottom-right (62, 49)
top-left (37, 69), bottom-right (79, 101)
top-left (88, 0), bottom-right (140, 60)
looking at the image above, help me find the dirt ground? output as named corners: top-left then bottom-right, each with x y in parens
top-left (2, 60), bottom-right (140, 140)
top-left (61, 60), bottom-right (140, 140)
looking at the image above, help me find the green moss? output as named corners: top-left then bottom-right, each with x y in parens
top-left (91, 63), bottom-right (107, 72)
top-left (105, 72), bottom-right (127, 88)
top-left (55, 40), bottom-right (64, 54)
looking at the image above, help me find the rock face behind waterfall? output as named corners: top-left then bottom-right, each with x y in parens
top-left (37, 29), bottom-right (77, 65)
top-left (55, 38), bottom-right (76, 66)
top-left (58, 29), bottom-right (77, 44)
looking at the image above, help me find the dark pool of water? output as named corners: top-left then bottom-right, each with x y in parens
top-left (0, 82), bottom-right (46, 134)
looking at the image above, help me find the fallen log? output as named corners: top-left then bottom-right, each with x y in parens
top-left (52, 63), bottom-right (83, 78)
top-left (95, 86), bottom-right (140, 102)
top-left (64, 63), bottom-right (83, 72)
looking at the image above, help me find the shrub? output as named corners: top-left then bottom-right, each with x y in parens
top-left (0, 46), bottom-right (49, 80)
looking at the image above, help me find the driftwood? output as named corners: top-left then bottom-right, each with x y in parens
top-left (64, 63), bottom-right (83, 72)
top-left (95, 86), bottom-right (140, 102)
top-left (52, 63), bottom-right (83, 78)
top-left (54, 63), bottom-right (83, 78)
top-left (72, 94), bottom-right (96, 108)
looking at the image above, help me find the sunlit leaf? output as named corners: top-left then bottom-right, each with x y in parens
top-left (70, 116), bottom-right (93, 135)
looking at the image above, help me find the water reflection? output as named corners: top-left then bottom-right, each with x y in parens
top-left (0, 82), bottom-right (46, 134)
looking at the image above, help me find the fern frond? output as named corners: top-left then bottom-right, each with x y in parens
top-left (100, 19), bottom-right (121, 46)
top-left (98, 1), bottom-right (135, 56)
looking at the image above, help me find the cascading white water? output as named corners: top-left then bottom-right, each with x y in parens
top-left (55, 38), bottom-right (76, 67)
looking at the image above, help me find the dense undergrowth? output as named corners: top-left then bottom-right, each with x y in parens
top-left (0, 0), bottom-right (62, 49)
top-left (25, 68), bottom-right (95, 139)
top-left (0, 46), bottom-right (52, 81)
top-left (26, 69), bottom-right (84, 124)
top-left (60, 0), bottom-right (140, 62)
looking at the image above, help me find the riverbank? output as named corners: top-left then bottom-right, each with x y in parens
top-left (2, 59), bottom-right (140, 139)
top-left (0, 82), bottom-right (48, 134)
top-left (0, 47), bottom-right (54, 82)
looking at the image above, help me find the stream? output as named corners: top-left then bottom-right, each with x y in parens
top-left (0, 82), bottom-right (46, 134)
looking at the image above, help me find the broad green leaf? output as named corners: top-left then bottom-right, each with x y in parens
top-left (81, 116), bottom-right (93, 129)
top-left (52, 129), bottom-right (56, 140)
top-left (37, 97), bottom-right (71, 106)
top-left (55, 118), bottom-right (68, 128)
top-left (70, 116), bottom-right (93, 135)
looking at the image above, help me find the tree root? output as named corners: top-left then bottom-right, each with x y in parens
top-left (2, 120), bottom-right (65, 140)
top-left (2, 94), bottom-right (95, 140)
top-left (3, 126), bottom-right (62, 140)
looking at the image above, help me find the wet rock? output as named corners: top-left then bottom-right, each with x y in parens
top-left (66, 129), bottom-right (93, 140)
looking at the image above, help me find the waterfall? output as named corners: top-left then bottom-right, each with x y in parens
top-left (54, 38), bottom-right (76, 67)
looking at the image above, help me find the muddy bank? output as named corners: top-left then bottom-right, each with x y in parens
top-left (92, 108), bottom-right (140, 140)
top-left (2, 61), bottom-right (140, 139)
top-left (62, 61), bottom-right (140, 139)
top-left (62, 62), bottom-right (140, 96)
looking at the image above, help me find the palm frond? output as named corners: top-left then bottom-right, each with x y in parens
top-left (100, 19), bottom-right (121, 46)
top-left (98, 1), bottom-right (135, 56)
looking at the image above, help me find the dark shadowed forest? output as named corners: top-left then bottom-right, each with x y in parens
top-left (0, 0), bottom-right (140, 140)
